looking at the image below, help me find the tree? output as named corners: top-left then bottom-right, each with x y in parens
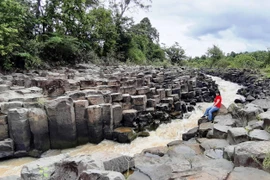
top-left (206, 45), bottom-right (224, 67)
top-left (165, 42), bottom-right (186, 65)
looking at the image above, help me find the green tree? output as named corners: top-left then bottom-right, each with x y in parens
top-left (206, 45), bottom-right (224, 67)
top-left (165, 42), bottom-right (186, 65)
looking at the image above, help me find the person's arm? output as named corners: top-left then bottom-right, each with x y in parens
top-left (213, 99), bottom-right (220, 107)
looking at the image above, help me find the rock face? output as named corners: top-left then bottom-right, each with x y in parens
top-left (28, 108), bottom-right (50, 151)
top-left (227, 167), bottom-right (270, 180)
top-left (78, 170), bottom-right (125, 180)
top-left (8, 108), bottom-right (31, 151)
top-left (0, 138), bottom-right (14, 158)
top-left (45, 98), bottom-right (77, 149)
top-left (74, 100), bottom-right (89, 144)
top-left (86, 105), bottom-right (103, 144)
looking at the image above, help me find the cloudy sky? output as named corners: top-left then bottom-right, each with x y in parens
top-left (129, 0), bottom-right (270, 57)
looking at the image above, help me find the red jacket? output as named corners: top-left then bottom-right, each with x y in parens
top-left (214, 95), bottom-right (222, 108)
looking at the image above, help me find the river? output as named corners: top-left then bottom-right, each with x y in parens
top-left (0, 76), bottom-right (244, 177)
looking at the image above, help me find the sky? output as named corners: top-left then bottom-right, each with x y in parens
top-left (128, 0), bottom-right (270, 57)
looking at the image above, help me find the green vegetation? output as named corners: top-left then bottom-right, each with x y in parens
top-left (186, 45), bottom-right (270, 77)
top-left (0, 0), bottom-right (188, 71)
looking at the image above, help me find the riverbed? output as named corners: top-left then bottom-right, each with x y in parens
top-left (0, 76), bottom-right (244, 177)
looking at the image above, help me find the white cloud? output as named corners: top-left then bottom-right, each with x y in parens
top-left (127, 0), bottom-right (270, 57)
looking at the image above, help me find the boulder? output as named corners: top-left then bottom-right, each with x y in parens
top-left (0, 115), bottom-right (8, 141)
top-left (45, 98), bottom-right (77, 149)
top-left (213, 114), bottom-right (236, 126)
top-left (233, 141), bottom-right (270, 168)
top-left (74, 100), bottom-right (89, 144)
top-left (213, 124), bottom-right (230, 139)
top-left (8, 108), bottom-right (31, 151)
top-left (248, 129), bottom-right (270, 141)
top-left (100, 104), bottom-right (113, 140)
top-left (0, 138), bottom-right (14, 159)
top-left (28, 108), bottom-right (50, 151)
top-left (91, 152), bottom-right (134, 173)
top-left (43, 79), bottom-right (68, 97)
top-left (223, 145), bottom-right (236, 161)
top-left (227, 128), bottom-right (248, 145)
top-left (238, 103), bottom-right (264, 126)
top-left (252, 99), bottom-right (270, 111)
top-left (200, 139), bottom-right (229, 150)
top-left (112, 104), bottom-right (122, 128)
top-left (204, 149), bottom-right (223, 159)
top-left (86, 105), bottom-right (103, 144)
top-left (111, 93), bottom-right (123, 102)
top-left (182, 127), bottom-right (198, 141)
top-left (0, 101), bottom-right (23, 114)
top-left (227, 167), bottom-right (270, 180)
top-left (113, 127), bottom-right (137, 143)
top-left (87, 94), bottom-right (104, 105)
top-left (21, 154), bottom-right (68, 180)
top-left (122, 109), bottom-right (137, 127)
top-left (258, 110), bottom-right (270, 130)
top-left (199, 122), bottom-right (213, 137)
top-left (78, 170), bottom-right (125, 180)
top-left (132, 165), bottom-right (172, 180)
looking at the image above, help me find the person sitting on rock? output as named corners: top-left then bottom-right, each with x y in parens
top-left (202, 91), bottom-right (222, 121)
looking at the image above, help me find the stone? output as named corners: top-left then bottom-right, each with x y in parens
top-left (69, 91), bottom-right (86, 100)
top-left (204, 149), bottom-right (223, 159)
top-left (227, 167), bottom-right (270, 180)
top-left (87, 94), bottom-right (104, 105)
top-left (0, 138), bottom-right (14, 159)
top-left (134, 165), bottom-right (172, 180)
top-left (136, 87), bottom-right (150, 95)
top-left (213, 114), bottom-right (236, 126)
top-left (247, 120), bottom-right (264, 130)
top-left (182, 127), bottom-right (198, 141)
top-left (122, 109), bottom-right (137, 127)
top-left (80, 79), bottom-right (96, 89)
top-left (0, 115), bottom-right (8, 141)
top-left (0, 101), bottom-right (23, 114)
top-left (0, 175), bottom-right (20, 180)
top-left (223, 145), bottom-right (236, 161)
top-left (248, 129), bottom-right (270, 141)
top-left (199, 122), bottom-right (213, 137)
top-left (78, 170), bottom-right (125, 180)
top-left (86, 105), bottom-right (103, 144)
top-left (233, 141), bottom-right (270, 168)
top-left (74, 100), bottom-right (89, 144)
top-left (146, 99), bottom-right (156, 108)
top-left (131, 95), bottom-right (147, 106)
top-left (100, 104), bottom-right (113, 140)
top-left (0, 84), bottom-right (10, 92)
top-left (120, 86), bottom-right (136, 95)
top-left (113, 127), bottom-right (137, 143)
top-left (8, 108), bottom-right (31, 151)
top-left (28, 108), bottom-right (50, 151)
top-left (111, 93), bottom-right (123, 102)
top-left (21, 154), bottom-right (68, 180)
top-left (91, 152), bottom-right (134, 173)
top-left (43, 79), bottom-right (69, 97)
top-left (127, 171), bottom-right (150, 180)
top-left (258, 110), bottom-right (270, 129)
top-left (213, 124), bottom-right (230, 139)
top-left (252, 99), bottom-right (270, 111)
top-left (227, 128), bottom-right (248, 145)
top-left (45, 98), bottom-right (77, 149)
top-left (200, 139), bottom-right (229, 150)
top-left (112, 104), bottom-right (122, 128)
top-left (238, 103), bottom-right (264, 126)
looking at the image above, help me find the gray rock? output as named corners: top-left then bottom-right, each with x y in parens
top-left (258, 110), bottom-right (270, 130)
top-left (111, 93), bottom-right (123, 102)
top-left (247, 120), bottom-right (264, 130)
top-left (8, 108), bottom-right (31, 151)
top-left (199, 122), bottom-right (213, 137)
top-left (45, 97), bottom-right (77, 149)
top-left (113, 127), bottom-right (137, 143)
top-left (86, 105), bottom-right (103, 144)
top-left (28, 108), bottom-right (50, 151)
top-left (91, 152), bottom-right (134, 173)
top-left (213, 114), bottom-right (236, 126)
top-left (213, 124), bottom-right (230, 139)
top-left (182, 127), bottom-right (198, 141)
top-left (0, 85), bottom-right (10, 93)
top-left (0, 115), bottom-right (8, 141)
top-left (248, 129), bottom-right (270, 141)
top-left (0, 101), bottom-right (23, 114)
top-left (21, 154), bottom-right (68, 180)
top-left (204, 149), bottom-right (223, 159)
top-left (78, 169), bottom-right (125, 180)
top-left (227, 128), bottom-right (248, 145)
top-left (233, 141), bottom-right (270, 168)
top-left (122, 109), bottom-right (137, 127)
top-left (227, 166), bottom-right (270, 180)
top-left (238, 103), bottom-right (264, 126)
top-left (0, 138), bottom-right (14, 159)
top-left (127, 171), bottom-right (150, 180)
top-left (87, 94), bottom-right (104, 105)
top-left (200, 139), bottom-right (229, 150)
top-left (252, 99), bottom-right (270, 111)
top-left (74, 100), bottom-right (89, 144)
top-left (223, 145), bottom-right (236, 161)
top-left (135, 164), bottom-right (172, 180)
top-left (112, 104), bottom-right (122, 128)
top-left (101, 103), bottom-right (113, 140)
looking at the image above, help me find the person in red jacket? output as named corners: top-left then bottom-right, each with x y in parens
top-left (203, 91), bottom-right (222, 121)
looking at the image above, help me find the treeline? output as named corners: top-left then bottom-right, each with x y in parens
top-left (186, 45), bottom-right (270, 76)
top-left (0, 0), bottom-right (187, 71)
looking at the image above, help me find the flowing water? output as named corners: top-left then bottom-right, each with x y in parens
top-left (0, 76), bottom-right (244, 177)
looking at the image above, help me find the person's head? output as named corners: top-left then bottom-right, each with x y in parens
top-left (216, 91), bottom-right (220, 96)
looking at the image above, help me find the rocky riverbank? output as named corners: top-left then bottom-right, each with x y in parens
top-left (0, 65), bottom-right (219, 161)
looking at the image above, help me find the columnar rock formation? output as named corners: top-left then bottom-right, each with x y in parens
top-left (0, 65), bottom-right (219, 159)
